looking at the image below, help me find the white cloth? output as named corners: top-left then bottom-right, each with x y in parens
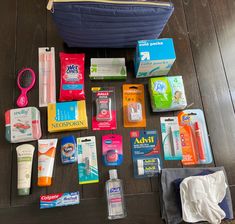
top-left (180, 170), bottom-right (227, 224)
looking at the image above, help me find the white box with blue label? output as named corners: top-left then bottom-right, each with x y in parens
top-left (134, 38), bottom-right (176, 78)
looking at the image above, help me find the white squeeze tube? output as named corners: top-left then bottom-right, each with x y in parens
top-left (38, 139), bottom-right (58, 187)
top-left (16, 144), bottom-right (35, 196)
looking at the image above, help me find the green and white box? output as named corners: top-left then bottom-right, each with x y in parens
top-left (90, 58), bottom-right (127, 80)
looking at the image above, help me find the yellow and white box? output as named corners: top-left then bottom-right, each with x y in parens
top-left (47, 101), bottom-right (88, 132)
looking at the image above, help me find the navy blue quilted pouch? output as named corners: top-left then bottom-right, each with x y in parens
top-left (47, 0), bottom-right (174, 48)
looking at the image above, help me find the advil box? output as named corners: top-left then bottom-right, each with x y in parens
top-left (134, 38), bottom-right (176, 78)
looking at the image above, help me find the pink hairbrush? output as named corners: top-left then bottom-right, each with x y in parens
top-left (16, 68), bottom-right (36, 107)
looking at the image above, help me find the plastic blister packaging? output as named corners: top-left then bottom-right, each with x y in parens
top-left (5, 107), bottom-right (41, 143)
top-left (61, 135), bottom-right (77, 164)
top-left (92, 87), bottom-right (117, 131)
top-left (128, 102), bottom-right (143, 122)
top-left (130, 130), bottom-right (162, 178)
top-left (38, 47), bottom-right (56, 107)
top-left (77, 136), bottom-right (99, 184)
top-left (102, 134), bottom-right (123, 166)
top-left (123, 84), bottom-right (146, 128)
top-left (178, 109), bottom-right (213, 165)
top-left (160, 117), bottom-right (182, 160)
top-left (96, 97), bottom-right (112, 121)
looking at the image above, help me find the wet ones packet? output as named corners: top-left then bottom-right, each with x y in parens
top-left (59, 52), bottom-right (85, 101)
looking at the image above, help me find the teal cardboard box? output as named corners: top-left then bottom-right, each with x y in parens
top-left (135, 38), bottom-right (176, 78)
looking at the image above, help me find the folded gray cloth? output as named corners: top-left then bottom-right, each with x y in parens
top-left (160, 167), bottom-right (234, 224)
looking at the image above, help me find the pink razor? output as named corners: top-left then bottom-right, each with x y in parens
top-left (16, 68), bottom-right (36, 108)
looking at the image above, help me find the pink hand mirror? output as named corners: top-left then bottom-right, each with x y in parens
top-left (16, 68), bottom-right (36, 108)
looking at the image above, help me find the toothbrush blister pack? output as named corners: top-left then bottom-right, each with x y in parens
top-left (130, 130), bottom-right (162, 178)
top-left (38, 47), bottom-right (56, 107)
top-left (102, 134), bottom-right (123, 166)
top-left (5, 107), bottom-right (41, 143)
top-left (149, 76), bottom-right (187, 112)
top-left (91, 87), bottom-right (117, 131)
top-left (178, 109), bottom-right (212, 165)
top-left (77, 136), bottom-right (99, 184)
top-left (123, 84), bottom-right (146, 128)
top-left (160, 117), bottom-right (182, 160)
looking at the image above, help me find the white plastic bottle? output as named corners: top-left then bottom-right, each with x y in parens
top-left (106, 169), bottom-right (127, 220)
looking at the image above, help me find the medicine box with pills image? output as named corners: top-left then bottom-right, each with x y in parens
top-left (130, 130), bottom-right (162, 178)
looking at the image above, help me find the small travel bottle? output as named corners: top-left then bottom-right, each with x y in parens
top-left (106, 169), bottom-right (127, 220)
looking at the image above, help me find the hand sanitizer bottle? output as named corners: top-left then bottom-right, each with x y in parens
top-left (106, 169), bottom-right (127, 220)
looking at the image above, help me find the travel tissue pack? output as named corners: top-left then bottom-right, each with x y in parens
top-left (135, 38), bottom-right (176, 78)
top-left (149, 76), bottom-right (187, 112)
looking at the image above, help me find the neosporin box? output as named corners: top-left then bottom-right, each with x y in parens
top-left (47, 101), bottom-right (88, 133)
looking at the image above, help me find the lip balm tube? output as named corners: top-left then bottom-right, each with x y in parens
top-left (38, 139), bottom-right (57, 187)
top-left (16, 144), bottom-right (35, 196)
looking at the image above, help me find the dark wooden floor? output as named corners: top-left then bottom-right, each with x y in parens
top-left (0, 0), bottom-right (235, 223)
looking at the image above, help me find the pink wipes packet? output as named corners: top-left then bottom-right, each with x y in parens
top-left (59, 53), bottom-right (85, 101)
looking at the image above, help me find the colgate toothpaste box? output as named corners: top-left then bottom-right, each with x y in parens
top-left (40, 192), bottom-right (80, 209)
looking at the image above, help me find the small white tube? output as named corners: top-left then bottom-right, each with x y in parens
top-left (16, 144), bottom-right (35, 196)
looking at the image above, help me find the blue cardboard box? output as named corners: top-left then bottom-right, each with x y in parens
top-left (135, 38), bottom-right (176, 78)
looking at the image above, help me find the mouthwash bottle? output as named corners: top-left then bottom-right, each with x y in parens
top-left (106, 169), bottom-right (127, 220)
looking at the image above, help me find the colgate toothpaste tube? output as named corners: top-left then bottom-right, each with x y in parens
top-left (40, 192), bottom-right (80, 209)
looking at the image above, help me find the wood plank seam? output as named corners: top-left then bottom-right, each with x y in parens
top-left (9, 0), bottom-right (18, 208)
top-left (208, 0), bottom-right (235, 113)
top-left (181, 0), bottom-right (217, 167)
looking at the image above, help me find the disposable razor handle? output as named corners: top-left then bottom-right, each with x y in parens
top-left (169, 126), bottom-right (175, 157)
top-left (83, 144), bottom-right (91, 176)
top-left (84, 157), bottom-right (91, 175)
